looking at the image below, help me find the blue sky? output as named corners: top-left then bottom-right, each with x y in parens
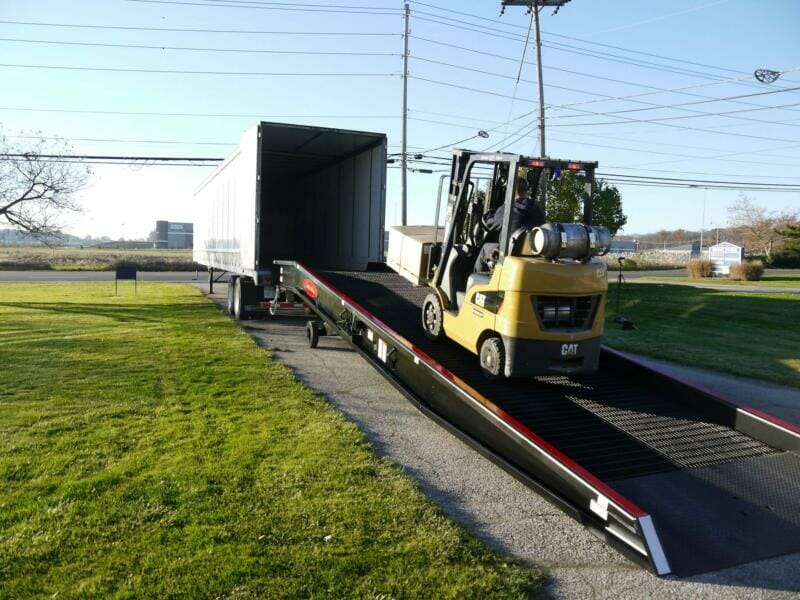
top-left (2, 0), bottom-right (800, 239)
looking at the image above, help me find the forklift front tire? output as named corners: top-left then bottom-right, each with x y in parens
top-left (480, 336), bottom-right (506, 380)
top-left (422, 293), bottom-right (445, 341)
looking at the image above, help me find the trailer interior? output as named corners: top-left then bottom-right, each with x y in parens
top-left (256, 122), bottom-right (386, 273)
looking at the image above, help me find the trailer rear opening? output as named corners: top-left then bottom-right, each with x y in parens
top-left (193, 122), bottom-right (386, 317)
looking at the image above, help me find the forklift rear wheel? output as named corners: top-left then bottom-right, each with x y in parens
top-left (422, 293), bottom-right (444, 340)
top-left (480, 336), bottom-right (506, 380)
top-left (306, 320), bottom-right (321, 348)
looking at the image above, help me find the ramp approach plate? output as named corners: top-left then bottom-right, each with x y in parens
top-left (316, 269), bottom-right (800, 575)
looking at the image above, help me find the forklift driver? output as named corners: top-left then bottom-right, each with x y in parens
top-left (475, 176), bottom-right (545, 273)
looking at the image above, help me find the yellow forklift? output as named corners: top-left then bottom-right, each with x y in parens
top-left (421, 151), bottom-right (611, 379)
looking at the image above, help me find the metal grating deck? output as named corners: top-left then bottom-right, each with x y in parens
top-left (320, 270), bottom-right (778, 482)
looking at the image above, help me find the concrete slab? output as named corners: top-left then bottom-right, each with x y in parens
top-left (197, 281), bottom-right (800, 599)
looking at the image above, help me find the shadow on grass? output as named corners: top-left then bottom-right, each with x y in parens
top-left (0, 301), bottom-right (214, 324)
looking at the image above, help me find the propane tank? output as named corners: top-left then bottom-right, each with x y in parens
top-left (529, 223), bottom-right (611, 260)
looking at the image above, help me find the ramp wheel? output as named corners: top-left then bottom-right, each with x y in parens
top-left (422, 293), bottom-right (445, 341)
top-left (480, 336), bottom-right (506, 380)
top-left (306, 320), bottom-right (322, 348)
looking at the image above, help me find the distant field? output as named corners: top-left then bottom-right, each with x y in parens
top-left (604, 283), bottom-right (800, 387)
top-left (0, 283), bottom-right (542, 598)
top-left (641, 274), bottom-right (800, 288)
top-left (0, 245), bottom-right (200, 271)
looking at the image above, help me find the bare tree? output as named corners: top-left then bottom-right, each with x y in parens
top-left (656, 229), bottom-right (669, 250)
top-left (0, 131), bottom-right (90, 239)
top-left (727, 193), bottom-right (797, 260)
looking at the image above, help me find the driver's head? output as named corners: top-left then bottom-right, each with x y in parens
top-left (515, 176), bottom-right (529, 199)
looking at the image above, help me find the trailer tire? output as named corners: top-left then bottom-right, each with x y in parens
top-left (233, 277), bottom-right (257, 320)
top-left (306, 320), bottom-right (322, 348)
top-left (422, 293), bottom-right (445, 340)
top-left (479, 336), bottom-right (506, 380)
top-left (226, 277), bottom-right (237, 315)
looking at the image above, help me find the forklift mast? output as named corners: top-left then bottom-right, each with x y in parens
top-left (433, 150), bottom-right (598, 297)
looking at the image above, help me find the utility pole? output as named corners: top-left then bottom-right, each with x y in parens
top-left (501, 0), bottom-right (570, 158)
top-left (700, 187), bottom-right (707, 250)
top-left (401, 2), bottom-right (410, 226)
top-left (532, 3), bottom-right (546, 157)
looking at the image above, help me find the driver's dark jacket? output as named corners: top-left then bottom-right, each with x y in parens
top-left (484, 197), bottom-right (546, 240)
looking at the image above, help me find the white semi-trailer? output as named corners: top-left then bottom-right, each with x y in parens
top-left (193, 121), bottom-right (387, 318)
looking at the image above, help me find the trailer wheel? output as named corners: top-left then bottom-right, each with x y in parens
top-left (306, 320), bottom-right (322, 348)
top-left (480, 336), bottom-right (506, 380)
top-left (422, 293), bottom-right (445, 340)
top-left (226, 277), bottom-right (237, 315)
top-left (232, 277), bottom-right (250, 320)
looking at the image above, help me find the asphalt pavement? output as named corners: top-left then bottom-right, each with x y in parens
top-left (199, 281), bottom-right (800, 599)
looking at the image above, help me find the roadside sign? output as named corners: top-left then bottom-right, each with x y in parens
top-left (115, 264), bottom-right (138, 295)
top-left (708, 242), bottom-right (743, 275)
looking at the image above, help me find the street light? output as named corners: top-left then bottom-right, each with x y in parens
top-left (754, 68), bottom-right (782, 84)
top-left (690, 185), bottom-right (708, 250)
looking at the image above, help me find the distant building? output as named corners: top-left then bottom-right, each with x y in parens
top-left (155, 221), bottom-right (193, 249)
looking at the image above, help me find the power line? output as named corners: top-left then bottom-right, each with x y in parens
top-left (401, 152), bottom-right (800, 189)
top-left (411, 47), bottom-right (800, 131)
top-left (411, 0), bottom-right (800, 88)
top-left (601, 165), bottom-right (800, 181)
top-left (413, 12), bottom-right (800, 99)
top-left (411, 56), bottom-right (536, 84)
top-left (1, 153), bottom-right (223, 161)
top-left (0, 63), bottom-right (400, 77)
top-left (0, 19), bottom-right (400, 36)
top-left (409, 34), bottom-right (800, 123)
top-left (409, 75), bottom-right (537, 103)
top-left (9, 135), bottom-right (236, 147)
top-left (599, 172), bottom-right (800, 188)
top-left (0, 106), bottom-right (397, 119)
top-left (549, 100), bottom-right (800, 127)
top-left (0, 37), bottom-right (400, 56)
top-left (127, 0), bottom-right (402, 15)
top-left (193, 0), bottom-right (398, 9)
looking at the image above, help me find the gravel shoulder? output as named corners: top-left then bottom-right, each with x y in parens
top-left (199, 282), bottom-right (800, 599)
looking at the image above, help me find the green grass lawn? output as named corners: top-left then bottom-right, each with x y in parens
top-left (604, 283), bottom-right (800, 387)
top-left (0, 283), bottom-right (543, 598)
top-left (641, 275), bottom-right (800, 288)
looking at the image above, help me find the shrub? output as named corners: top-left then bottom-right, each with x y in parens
top-left (729, 260), bottom-right (764, 281)
top-left (687, 259), bottom-right (712, 278)
top-left (771, 242), bottom-right (800, 268)
top-left (621, 258), bottom-right (637, 270)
